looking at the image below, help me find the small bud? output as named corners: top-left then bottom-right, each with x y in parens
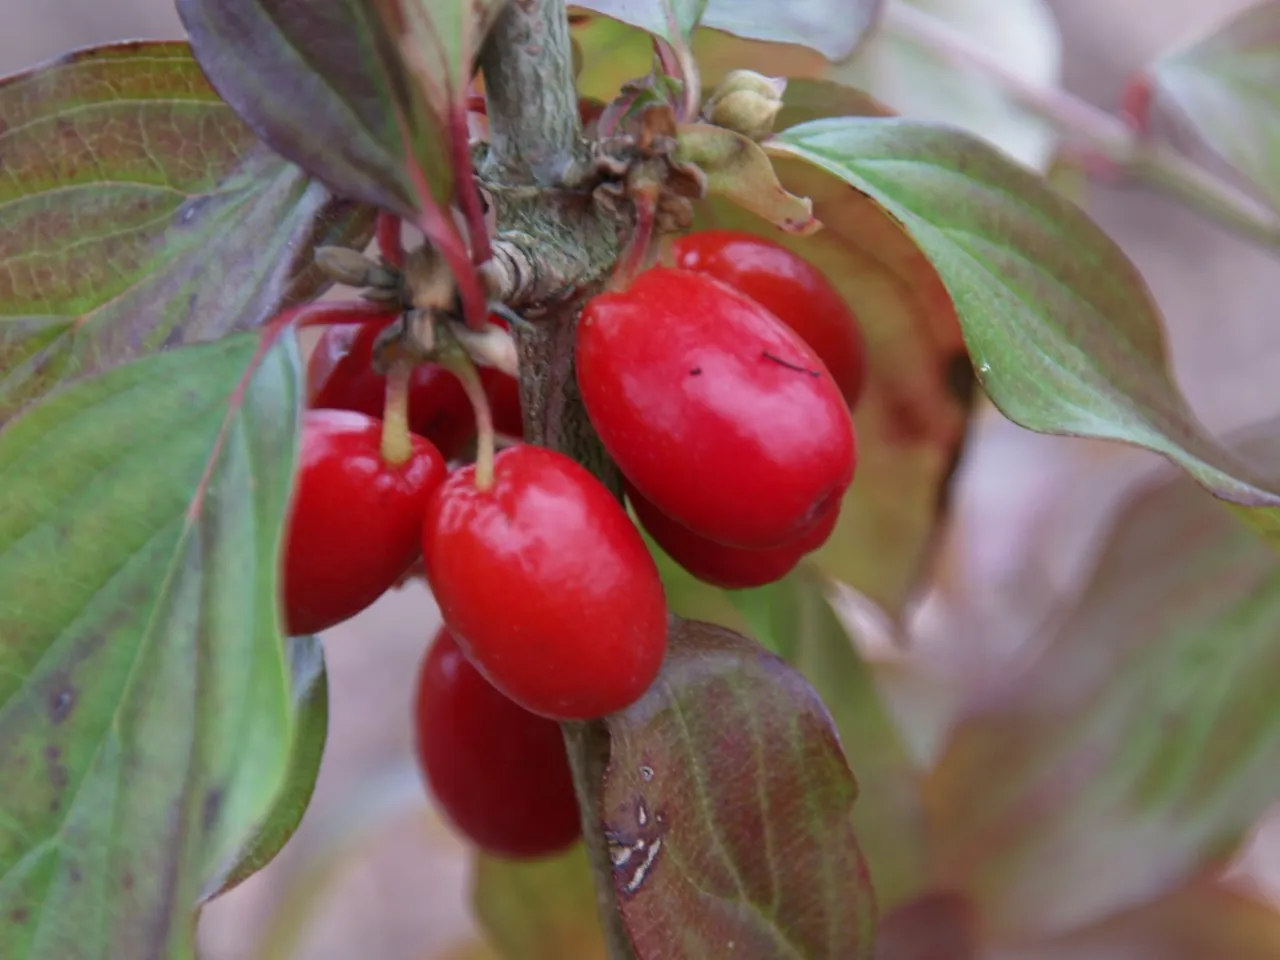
top-left (315, 246), bottom-right (398, 290)
top-left (708, 89), bottom-right (782, 142)
top-left (711, 69), bottom-right (787, 104)
top-left (702, 70), bottom-right (786, 142)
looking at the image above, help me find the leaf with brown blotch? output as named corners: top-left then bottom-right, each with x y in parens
top-left (772, 118), bottom-right (1280, 543)
top-left (926, 427), bottom-right (1280, 940)
top-left (0, 331), bottom-right (316, 959)
top-left (0, 41), bottom-right (373, 424)
top-left (602, 617), bottom-right (876, 960)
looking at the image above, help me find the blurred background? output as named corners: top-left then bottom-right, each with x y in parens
top-left (5, 0), bottom-right (1280, 956)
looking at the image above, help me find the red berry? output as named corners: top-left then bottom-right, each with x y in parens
top-left (283, 409), bottom-right (446, 635)
top-left (414, 628), bottom-right (580, 858)
top-left (308, 316), bottom-right (476, 459)
top-left (480, 366), bottom-right (524, 439)
top-left (577, 267), bottom-right (857, 549)
top-left (673, 229), bottom-right (868, 408)
top-left (629, 485), bottom-right (839, 590)
top-left (422, 445), bottom-right (668, 720)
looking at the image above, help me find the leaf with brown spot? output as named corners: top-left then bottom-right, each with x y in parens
top-left (926, 428), bottom-right (1280, 940)
top-left (0, 332), bottom-right (315, 958)
top-left (0, 41), bottom-right (373, 424)
top-left (603, 617), bottom-right (876, 959)
top-left (472, 845), bottom-right (607, 960)
top-left (772, 117), bottom-right (1280, 541)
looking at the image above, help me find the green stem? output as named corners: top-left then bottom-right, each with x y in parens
top-left (881, 0), bottom-right (1280, 251)
top-left (445, 348), bottom-right (496, 490)
top-left (380, 358), bottom-right (415, 466)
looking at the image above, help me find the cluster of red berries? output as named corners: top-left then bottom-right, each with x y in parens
top-left (279, 229), bottom-right (864, 859)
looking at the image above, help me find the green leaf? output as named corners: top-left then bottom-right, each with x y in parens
top-left (925, 435), bottom-right (1280, 939)
top-left (729, 570), bottom-right (927, 909)
top-left (603, 617), bottom-right (876, 959)
top-left (770, 118), bottom-right (1280, 518)
top-left (833, 0), bottom-right (1062, 171)
top-left (472, 845), bottom-right (607, 960)
top-left (1149, 2), bottom-right (1280, 211)
top-left (570, 0), bottom-right (882, 63)
top-left (0, 331), bottom-right (306, 959)
top-left (0, 41), bottom-right (372, 424)
top-left (201, 634), bottom-right (328, 901)
top-left (1008, 882), bottom-right (1280, 960)
top-left (177, 0), bottom-right (436, 215)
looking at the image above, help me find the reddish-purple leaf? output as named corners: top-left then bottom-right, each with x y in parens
top-left (927, 435), bottom-right (1280, 939)
top-left (177, 0), bottom-right (431, 216)
top-left (729, 571), bottom-right (929, 910)
top-left (603, 617), bottom-right (876, 959)
top-left (0, 41), bottom-right (373, 424)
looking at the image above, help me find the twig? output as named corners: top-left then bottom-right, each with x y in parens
top-left (881, 1), bottom-right (1280, 251)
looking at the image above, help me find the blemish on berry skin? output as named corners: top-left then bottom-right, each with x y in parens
top-left (761, 351), bottom-right (820, 377)
top-left (689, 367), bottom-right (702, 376)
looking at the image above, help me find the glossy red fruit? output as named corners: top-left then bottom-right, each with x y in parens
top-left (422, 445), bottom-right (668, 720)
top-left (577, 267), bottom-right (857, 549)
top-left (480, 366), bottom-right (524, 439)
top-left (629, 485), bottom-right (839, 590)
top-left (673, 229), bottom-right (868, 408)
top-left (308, 316), bottom-right (476, 459)
top-left (414, 628), bottom-right (580, 858)
top-left (283, 409), bottom-right (446, 635)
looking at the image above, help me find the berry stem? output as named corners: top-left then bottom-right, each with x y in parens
top-left (443, 347), bottom-right (497, 491)
top-left (376, 212), bottom-right (405, 270)
top-left (380, 357), bottom-right (415, 467)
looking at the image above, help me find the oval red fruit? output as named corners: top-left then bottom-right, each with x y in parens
top-left (414, 628), bottom-right (580, 858)
top-left (673, 229), bottom-right (868, 408)
top-left (480, 366), bottom-right (524, 439)
top-left (422, 445), bottom-right (668, 720)
top-left (629, 485), bottom-right (839, 590)
top-left (577, 267), bottom-right (857, 549)
top-left (308, 317), bottom-right (476, 459)
top-left (283, 409), bottom-right (446, 635)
